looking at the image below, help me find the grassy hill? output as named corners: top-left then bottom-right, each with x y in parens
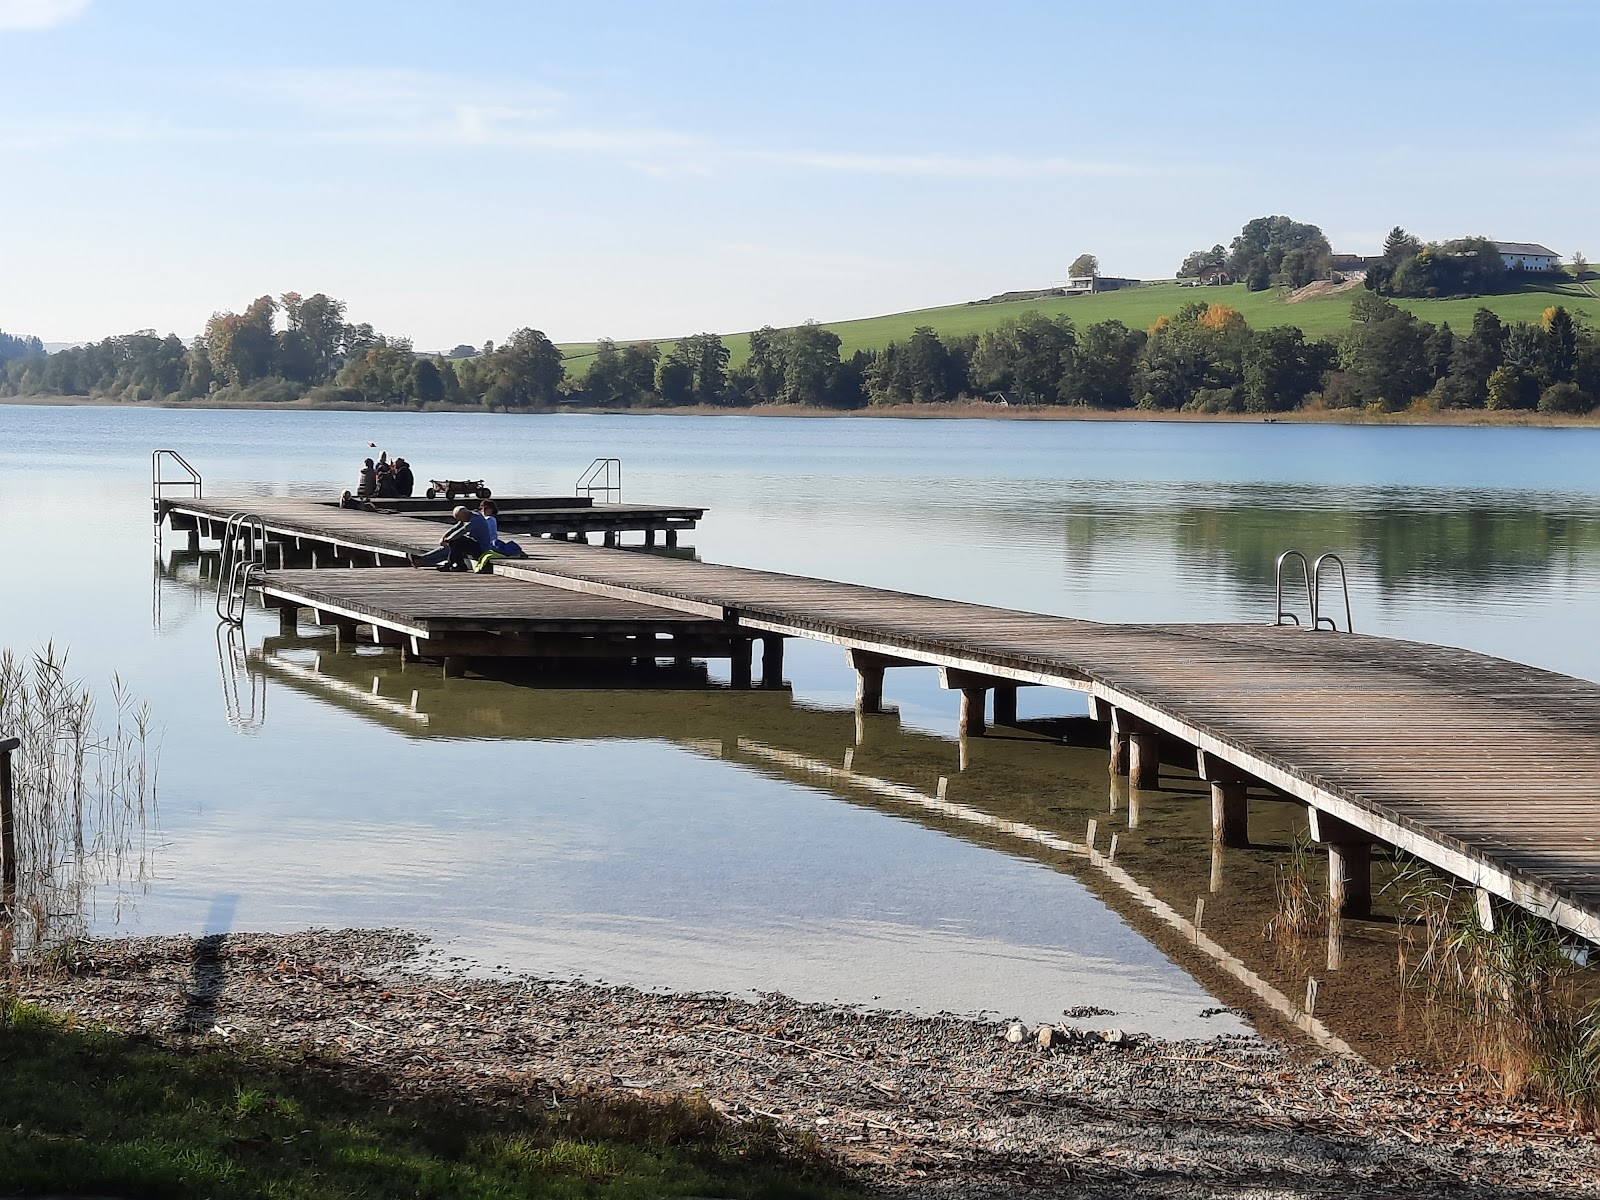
top-left (558, 277), bottom-right (1600, 379)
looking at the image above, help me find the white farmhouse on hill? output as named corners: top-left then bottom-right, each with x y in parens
top-left (1495, 242), bottom-right (1560, 271)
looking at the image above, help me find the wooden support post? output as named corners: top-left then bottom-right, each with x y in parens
top-left (1327, 841), bottom-right (1372, 920)
top-left (645, 529), bottom-right (658, 547)
top-left (1128, 732), bottom-right (1160, 789)
top-left (1309, 808), bottom-right (1375, 919)
top-left (666, 529), bottom-right (679, 547)
top-left (0, 736), bottom-right (17, 919)
top-left (186, 528), bottom-right (200, 551)
top-left (730, 638), bottom-right (753, 689)
top-left (760, 635), bottom-right (785, 688)
top-left (442, 657), bottom-right (467, 678)
top-left (959, 687), bottom-right (987, 738)
top-left (854, 665), bottom-right (885, 714)
top-left (1197, 750), bottom-right (1251, 847)
top-left (603, 531), bottom-right (617, 548)
top-left (278, 606), bottom-right (297, 637)
top-left (333, 622), bottom-right (360, 651)
top-left (1109, 728), bottom-right (1129, 776)
top-left (993, 685), bottom-right (1018, 726)
top-left (1210, 782), bottom-right (1250, 848)
top-left (1210, 842), bottom-right (1224, 893)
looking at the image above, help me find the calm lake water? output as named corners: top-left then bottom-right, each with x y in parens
top-left (5, 404), bottom-right (1600, 1043)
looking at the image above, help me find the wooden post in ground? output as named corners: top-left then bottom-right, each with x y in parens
top-left (760, 635), bottom-right (785, 689)
top-left (443, 657), bottom-right (467, 679)
top-left (993, 685), bottom-right (1018, 726)
top-left (666, 529), bottom-right (679, 548)
top-left (0, 736), bottom-right (17, 919)
top-left (278, 606), bottom-right (297, 637)
top-left (645, 529), bottom-right (658, 547)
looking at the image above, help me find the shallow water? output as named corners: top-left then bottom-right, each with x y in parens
top-left (5, 404), bottom-right (1600, 1043)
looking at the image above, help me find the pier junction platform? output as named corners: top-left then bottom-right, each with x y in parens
top-left (155, 469), bottom-right (1600, 967)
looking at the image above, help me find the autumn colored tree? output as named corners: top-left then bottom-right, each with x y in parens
top-left (1068, 253), bottom-right (1099, 279)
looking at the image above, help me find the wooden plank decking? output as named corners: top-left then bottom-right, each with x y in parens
top-left (160, 493), bottom-right (703, 558)
top-left (161, 494), bottom-right (1600, 942)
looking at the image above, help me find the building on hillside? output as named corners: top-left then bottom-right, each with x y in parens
top-left (1064, 275), bottom-right (1139, 294)
top-left (1495, 242), bottom-right (1560, 271)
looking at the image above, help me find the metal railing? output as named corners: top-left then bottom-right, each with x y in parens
top-left (215, 512), bottom-right (268, 625)
top-left (151, 449), bottom-right (202, 520)
top-left (1274, 548), bottom-right (1354, 632)
top-left (1312, 553), bottom-right (1354, 633)
top-left (1273, 550), bottom-right (1312, 627)
top-left (576, 457), bottom-right (622, 503)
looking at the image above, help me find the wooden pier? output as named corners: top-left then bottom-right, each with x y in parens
top-left (158, 492), bottom-right (704, 560)
top-left (158, 493), bottom-right (1600, 947)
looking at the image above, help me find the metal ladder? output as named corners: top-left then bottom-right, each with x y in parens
top-left (215, 512), bottom-right (268, 625)
top-left (1274, 550), bottom-right (1354, 633)
top-left (576, 457), bottom-right (622, 503)
top-left (151, 449), bottom-right (202, 522)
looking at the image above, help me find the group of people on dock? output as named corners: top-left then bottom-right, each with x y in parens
top-left (357, 452), bottom-right (413, 499)
top-left (410, 499), bottom-right (522, 571)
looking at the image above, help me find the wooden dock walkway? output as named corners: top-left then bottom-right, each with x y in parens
top-left (159, 492), bottom-right (704, 559)
top-left (158, 493), bottom-right (1600, 945)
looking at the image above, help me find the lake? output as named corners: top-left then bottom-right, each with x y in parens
top-left (5, 404), bottom-right (1600, 1048)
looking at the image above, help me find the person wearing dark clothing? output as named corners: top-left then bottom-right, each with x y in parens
top-left (374, 465), bottom-right (398, 498)
top-left (409, 506), bottom-right (494, 570)
top-left (356, 458), bottom-right (377, 498)
top-left (392, 458), bottom-right (414, 497)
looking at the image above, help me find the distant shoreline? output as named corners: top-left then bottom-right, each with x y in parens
top-left (4, 392), bottom-right (1599, 428)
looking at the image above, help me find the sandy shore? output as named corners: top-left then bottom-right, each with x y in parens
top-left (18, 929), bottom-right (1599, 1198)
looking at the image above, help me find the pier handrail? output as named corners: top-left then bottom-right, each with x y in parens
top-left (1312, 553), bottom-right (1354, 633)
top-left (576, 457), bottom-right (622, 503)
top-left (151, 450), bottom-right (202, 518)
top-left (216, 512), bottom-right (268, 625)
top-left (1273, 550), bottom-right (1312, 627)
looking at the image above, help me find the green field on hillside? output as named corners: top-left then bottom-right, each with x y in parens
top-left (558, 278), bottom-right (1600, 380)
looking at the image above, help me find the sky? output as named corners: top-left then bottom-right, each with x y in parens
top-left (1, 0), bottom-right (1596, 350)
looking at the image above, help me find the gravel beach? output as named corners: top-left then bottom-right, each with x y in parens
top-left (17, 928), bottom-right (1600, 1198)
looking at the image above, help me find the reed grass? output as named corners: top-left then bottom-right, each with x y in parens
top-left (1387, 853), bottom-right (1600, 1118)
top-left (0, 644), bottom-right (157, 963)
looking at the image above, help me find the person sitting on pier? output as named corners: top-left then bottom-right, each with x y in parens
top-left (392, 457), bottom-right (414, 497)
top-left (356, 458), bottom-right (377, 499)
top-left (409, 505), bottom-right (493, 571)
top-left (374, 459), bottom-right (399, 499)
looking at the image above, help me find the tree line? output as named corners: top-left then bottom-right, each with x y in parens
top-left (4, 288), bottom-right (1600, 416)
top-left (0, 293), bottom-right (567, 410)
top-left (1178, 215), bottom-right (1570, 299)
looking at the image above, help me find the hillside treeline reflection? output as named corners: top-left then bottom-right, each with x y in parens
top-left (1058, 486), bottom-right (1600, 597)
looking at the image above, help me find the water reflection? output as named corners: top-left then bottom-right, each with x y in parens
top-left (242, 627), bottom-right (1419, 1057)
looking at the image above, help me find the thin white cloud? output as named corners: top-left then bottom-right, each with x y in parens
top-left (744, 149), bottom-right (1149, 179)
top-left (0, 0), bottom-right (89, 31)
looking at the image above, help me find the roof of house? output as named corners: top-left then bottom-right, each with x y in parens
top-left (1495, 242), bottom-right (1559, 258)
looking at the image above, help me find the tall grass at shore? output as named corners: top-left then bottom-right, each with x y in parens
top-left (0, 644), bottom-right (156, 962)
top-left (1388, 855), bottom-right (1600, 1120)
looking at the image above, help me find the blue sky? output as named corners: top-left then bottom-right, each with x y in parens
top-left (1, 0), bottom-right (1595, 349)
